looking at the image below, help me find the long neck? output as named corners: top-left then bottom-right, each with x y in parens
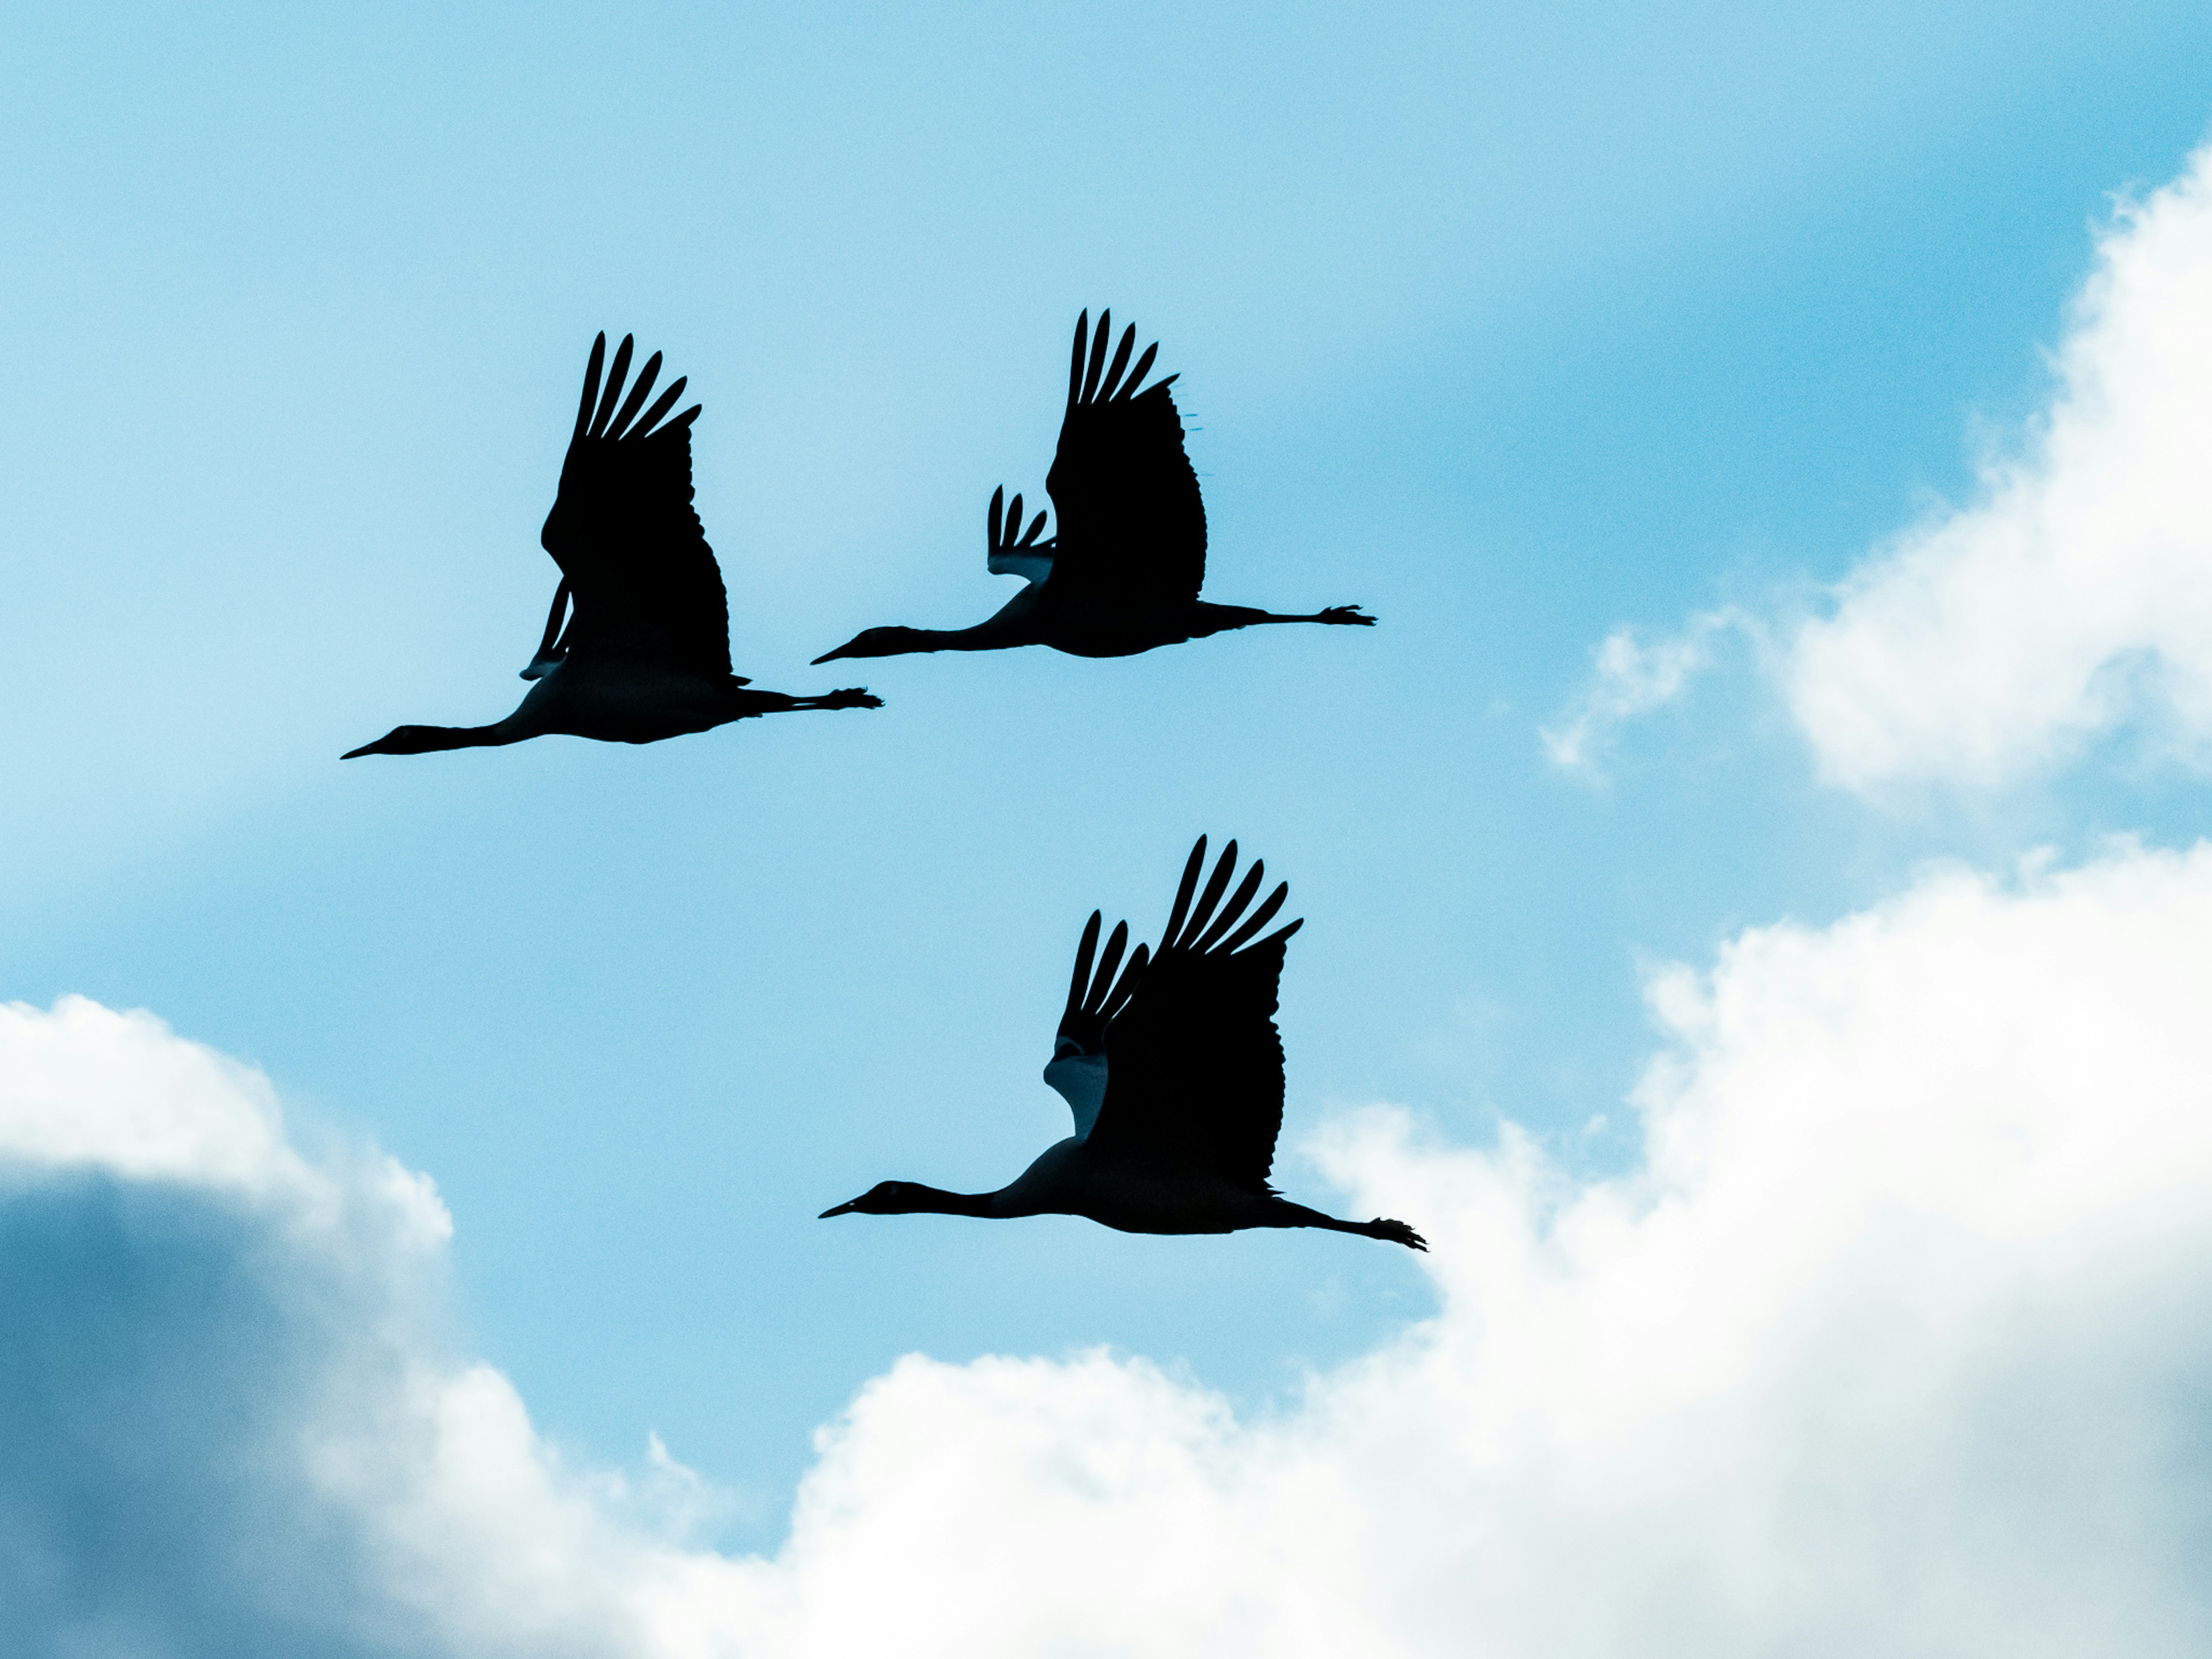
top-left (885, 1183), bottom-right (1001, 1218)
top-left (907, 615), bottom-right (1033, 654)
top-left (914, 589), bottom-right (1048, 653)
top-left (416, 722), bottom-right (520, 753)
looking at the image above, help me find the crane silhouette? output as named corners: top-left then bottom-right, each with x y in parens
top-left (344, 334), bottom-right (880, 759)
top-left (821, 837), bottom-right (1426, 1251)
top-left (811, 311), bottom-right (1376, 664)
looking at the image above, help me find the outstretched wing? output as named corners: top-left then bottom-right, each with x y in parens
top-left (1086, 838), bottom-right (1302, 1191)
top-left (538, 334), bottom-right (732, 678)
top-left (1041, 310), bottom-right (1206, 608)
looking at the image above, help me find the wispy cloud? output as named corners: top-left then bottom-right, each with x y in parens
top-left (11, 838), bottom-right (2212, 1653)
top-left (1541, 608), bottom-right (1749, 778)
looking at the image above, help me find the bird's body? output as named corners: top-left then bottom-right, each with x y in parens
top-left (346, 333), bottom-right (878, 760)
top-left (353, 656), bottom-right (868, 756)
top-left (822, 838), bottom-right (1426, 1252)
top-left (812, 311), bottom-right (1376, 666)
top-left (837, 589), bottom-right (1360, 662)
top-left (859, 1142), bottom-right (1384, 1240)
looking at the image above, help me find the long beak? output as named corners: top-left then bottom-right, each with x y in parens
top-left (819, 1199), bottom-right (861, 1218)
top-left (810, 643), bottom-right (854, 666)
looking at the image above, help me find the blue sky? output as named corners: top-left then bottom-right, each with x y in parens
top-left (5, 0), bottom-right (2212, 1590)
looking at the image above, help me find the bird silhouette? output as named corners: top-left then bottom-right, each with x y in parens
top-left (811, 310), bottom-right (1377, 664)
top-left (821, 837), bottom-right (1426, 1250)
top-left (344, 333), bottom-right (880, 758)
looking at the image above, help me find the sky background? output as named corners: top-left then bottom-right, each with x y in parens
top-left (5, 0), bottom-right (2212, 1623)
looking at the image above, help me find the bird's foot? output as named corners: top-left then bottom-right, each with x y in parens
top-left (819, 687), bottom-right (882, 710)
top-left (1318, 605), bottom-right (1376, 626)
top-left (1369, 1217), bottom-right (1427, 1251)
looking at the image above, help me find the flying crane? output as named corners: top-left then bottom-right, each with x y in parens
top-left (345, 334), bottom-right (880, 758)
top-left (821, 838), bottom-right (1427, 1251)
top-left (812, 312), bottom-right (1376, 664)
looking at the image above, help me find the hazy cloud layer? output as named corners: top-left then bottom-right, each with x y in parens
top-left (9, 842), bottom-right (2212, 1655)
top-left (1789, 141), bottom-right (2212, 790)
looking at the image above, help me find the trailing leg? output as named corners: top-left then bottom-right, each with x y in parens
top-left (1189, 602), bottom-right (1377, 637)
top-left (1260, 1196), bottom-right (1427, 1251)
top-left (736, 687), bottom-right (884, 717)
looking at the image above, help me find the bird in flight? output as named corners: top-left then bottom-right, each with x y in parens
top-left (821, 837), bottom-right (1427, 1251)
top-left (344, 334), bottom-right (880, 758)
top-left (810, 310), bottom-right (1376, 664)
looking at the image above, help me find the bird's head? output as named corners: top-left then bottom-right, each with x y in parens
top-left (819, 1180), bottom-right (931, 1218)
top-left (812, 626), bottom-right (922, 665)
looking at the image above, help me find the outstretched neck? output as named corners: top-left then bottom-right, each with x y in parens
top-left (880, 1183), bottom-right (1001, 1218)
top-left (897, 625), bottom-right (1012, 656)
top-left (813, 599), bottom-right (1041, 664)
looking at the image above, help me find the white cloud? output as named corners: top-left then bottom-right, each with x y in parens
top-left (9, 842), bottom-right (2212, 1656)
top-left (1788, 141), bottom-right (2212, 791)
top-left (1542, 609), bottom-right (1747, 777)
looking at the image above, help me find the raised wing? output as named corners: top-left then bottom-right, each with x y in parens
top-left (1085, 838), bottom-right (1302, 1191)
top-left (986, 485), bottom-right (1056, 586)
top-left (1041, 310), bottom-right (1206, 608)
top-left (1045, 910), bottom-right (1148, 1138)
top-left (537, 334), bottom-right (732, 678)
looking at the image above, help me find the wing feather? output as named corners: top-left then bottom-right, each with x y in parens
top-left (590, 336), bottom-right (634, 436)
top-left (1058, 912), bottom-right (1145, 1053)
top-left (606, 350), bottom-right (662, 437)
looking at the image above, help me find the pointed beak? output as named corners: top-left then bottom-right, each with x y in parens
top-left (819, 1199), bottom-right (861, 1218)
top-left (810, 645), bottom-right (853, 666)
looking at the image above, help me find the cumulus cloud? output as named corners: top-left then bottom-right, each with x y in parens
top-left (1542, 609), bottom-right (1748, 777)
top-left (10, 841), bottom-right (2212, 1655)
top-left (1788, 141), bottom-right (2212, 791)
top-left (0, 998), bottom-right (734, 1659)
